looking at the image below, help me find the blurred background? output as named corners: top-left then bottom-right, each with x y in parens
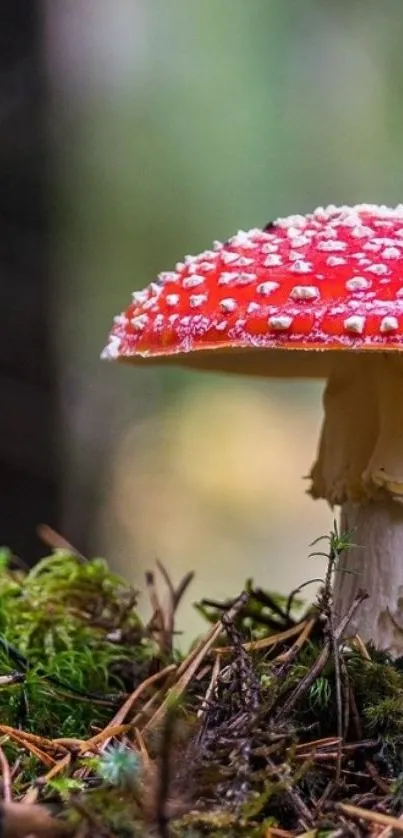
top-left (3, 0), bottom-right (403, 637)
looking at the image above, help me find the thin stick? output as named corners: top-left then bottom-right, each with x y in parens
top-left (37, 524), bottom-right (85, 560)
top-left (377, 812), bottom-right (403, 838)
top-left (351, 633), bottom-right (372, 660)
top-left (42, 754), bottom-right (71, 782)
top-left (266, 756), bottom-right (313, 829)
top-left (95, 663), bottom-right (177, 754)
top-left (274, 616), bottom-right (317, 664)
top-left (275, 591), bottom-right (368, 721)
top-left (80, 725), bottom-right (131, 753)
top-left (146, 570), bottom-right (195, 650)
top-left (339, 647), bottom-right (350, 743)
top-left (134, 728), bottom-right (153, 775)
top-left (338, 803), bottom-right (403, 833)
top-left (131, 614), bottom-right (241, 728)
top-left (156, 560), bottom-right (176, 651)
top-left (294, 736), bottom-right (341, 752)
top-left (0, 746), bottom-right (12, 803)
top-left (0, 728), bottom-right (57, 766)
top-left (155, 706), bottom-right (176, 838)
top-left (14, 740), bottom-right (55, 768)
top-left (0, 726), bottom-right (65, 753)
top-left (145, 571), bottom-right (167, 650)
top-left (144, 592), bottom-right (249, 733)
top-left (0, 674), bottom-right (25, 687)
top-left (197, 655), bottom-right (221, 719)
top-left (329, 607), bottom-right (343, 784)
top-left (173, 571), bottom-right (194, 610)
top-left (215, 620), bottom-right (308, 655)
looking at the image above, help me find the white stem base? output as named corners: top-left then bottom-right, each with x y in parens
top-left (333, 498), bottom-right (403, 654)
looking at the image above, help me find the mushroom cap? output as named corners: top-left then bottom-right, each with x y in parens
top-left (102, 204), bottom-right (403, 378)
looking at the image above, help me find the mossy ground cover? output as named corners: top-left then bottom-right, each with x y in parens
top-left (1, 527), bottom-right (403, 837)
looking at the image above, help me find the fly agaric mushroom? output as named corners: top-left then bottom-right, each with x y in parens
top-left (102, 203), bottom-right (403, 653)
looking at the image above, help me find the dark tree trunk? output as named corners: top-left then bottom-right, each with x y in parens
top-left (0, 2), bottom-right (60, 561)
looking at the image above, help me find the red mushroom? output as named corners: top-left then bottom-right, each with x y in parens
top-left (102, 203), bottom-right (403, 653)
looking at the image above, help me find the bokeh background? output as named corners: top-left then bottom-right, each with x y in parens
top-left (3, 0), bottom-right (403, 638)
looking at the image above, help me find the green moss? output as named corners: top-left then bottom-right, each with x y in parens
top-left (0, 548), bottom-right (158, 782)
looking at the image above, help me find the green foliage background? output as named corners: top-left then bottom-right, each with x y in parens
top-left (48, 0), bottom-right (403, 620)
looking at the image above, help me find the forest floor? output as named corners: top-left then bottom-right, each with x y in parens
top-left (1, 524), bottom-right (403, 838)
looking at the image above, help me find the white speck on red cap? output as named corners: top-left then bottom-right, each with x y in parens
top-left (380, 316), bottom-right (399, 332)
top-left (262, 243), bottom-right (279, 254)
top-left (102, 204), bottom-right (403, 365)
top-left (317, 240), bottom-right (347, 252)
top-left (189, 294), bottom-right (207, 308)
top-left (264, 254), bottom-right (282, 267)
top-left (257, 282), bottom-right (279, 296)
top-left (157, 271), bottom-right (177, 284)
top-left (218, 272), bottom-right (237, 286)
top-left (220, 298), bottom-right (237, 312)
top-left (234, 272), bottom-right (257, 285)
top-left (131, 314), bottom-right (148, 330)
top-left (289, 234), bottom-right (310, 247)
top-left (290, 285), bottom-right (320, 301)
top-left (351, 226), bottom-right (373, 238)
top-left (276, 213), bottom-right (306, 228)
top-left (183, 275), bottom-right (205, 288)
top-left (326, 256), bottom-right (346, 267)
top-left (236, 256), bottom-right (255, 267)
top-left (366, 264), bottom-right (389, 275)
top-left (383, 247), bottom-right (401, 259)
top-left (290, 260), bottom-right (313, 274)
top-left (132, 290), bottom-right (149, 304)
top-left (269, 315), bottom-right (293, 330)
top-left (230, 230), bottom-right (256, 248)
top-left (363, 241), bottom-right (381, 252)
top-left (166, 294), bottom-right (180, 306)
top-left (221, 251), bottom-right (241, 265)
top-left (344, 315), bottom-right (365, 334)
top-left (345, 277), bottom-right (372, 291)
top-left (101, 335), bottom-right (121, 359)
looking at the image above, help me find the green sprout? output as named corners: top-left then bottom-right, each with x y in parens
top-left (96, 743), bottom-right (143, 789)
top-left (309, 519), bottom-right (357, 563)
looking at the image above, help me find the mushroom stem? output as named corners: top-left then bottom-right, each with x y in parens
top-left (363, 354), bottom-right (403, 497)
top-left (310, 353), bottom-right (403, 652)
top-left (333, 498), bottom-right (403, 654)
